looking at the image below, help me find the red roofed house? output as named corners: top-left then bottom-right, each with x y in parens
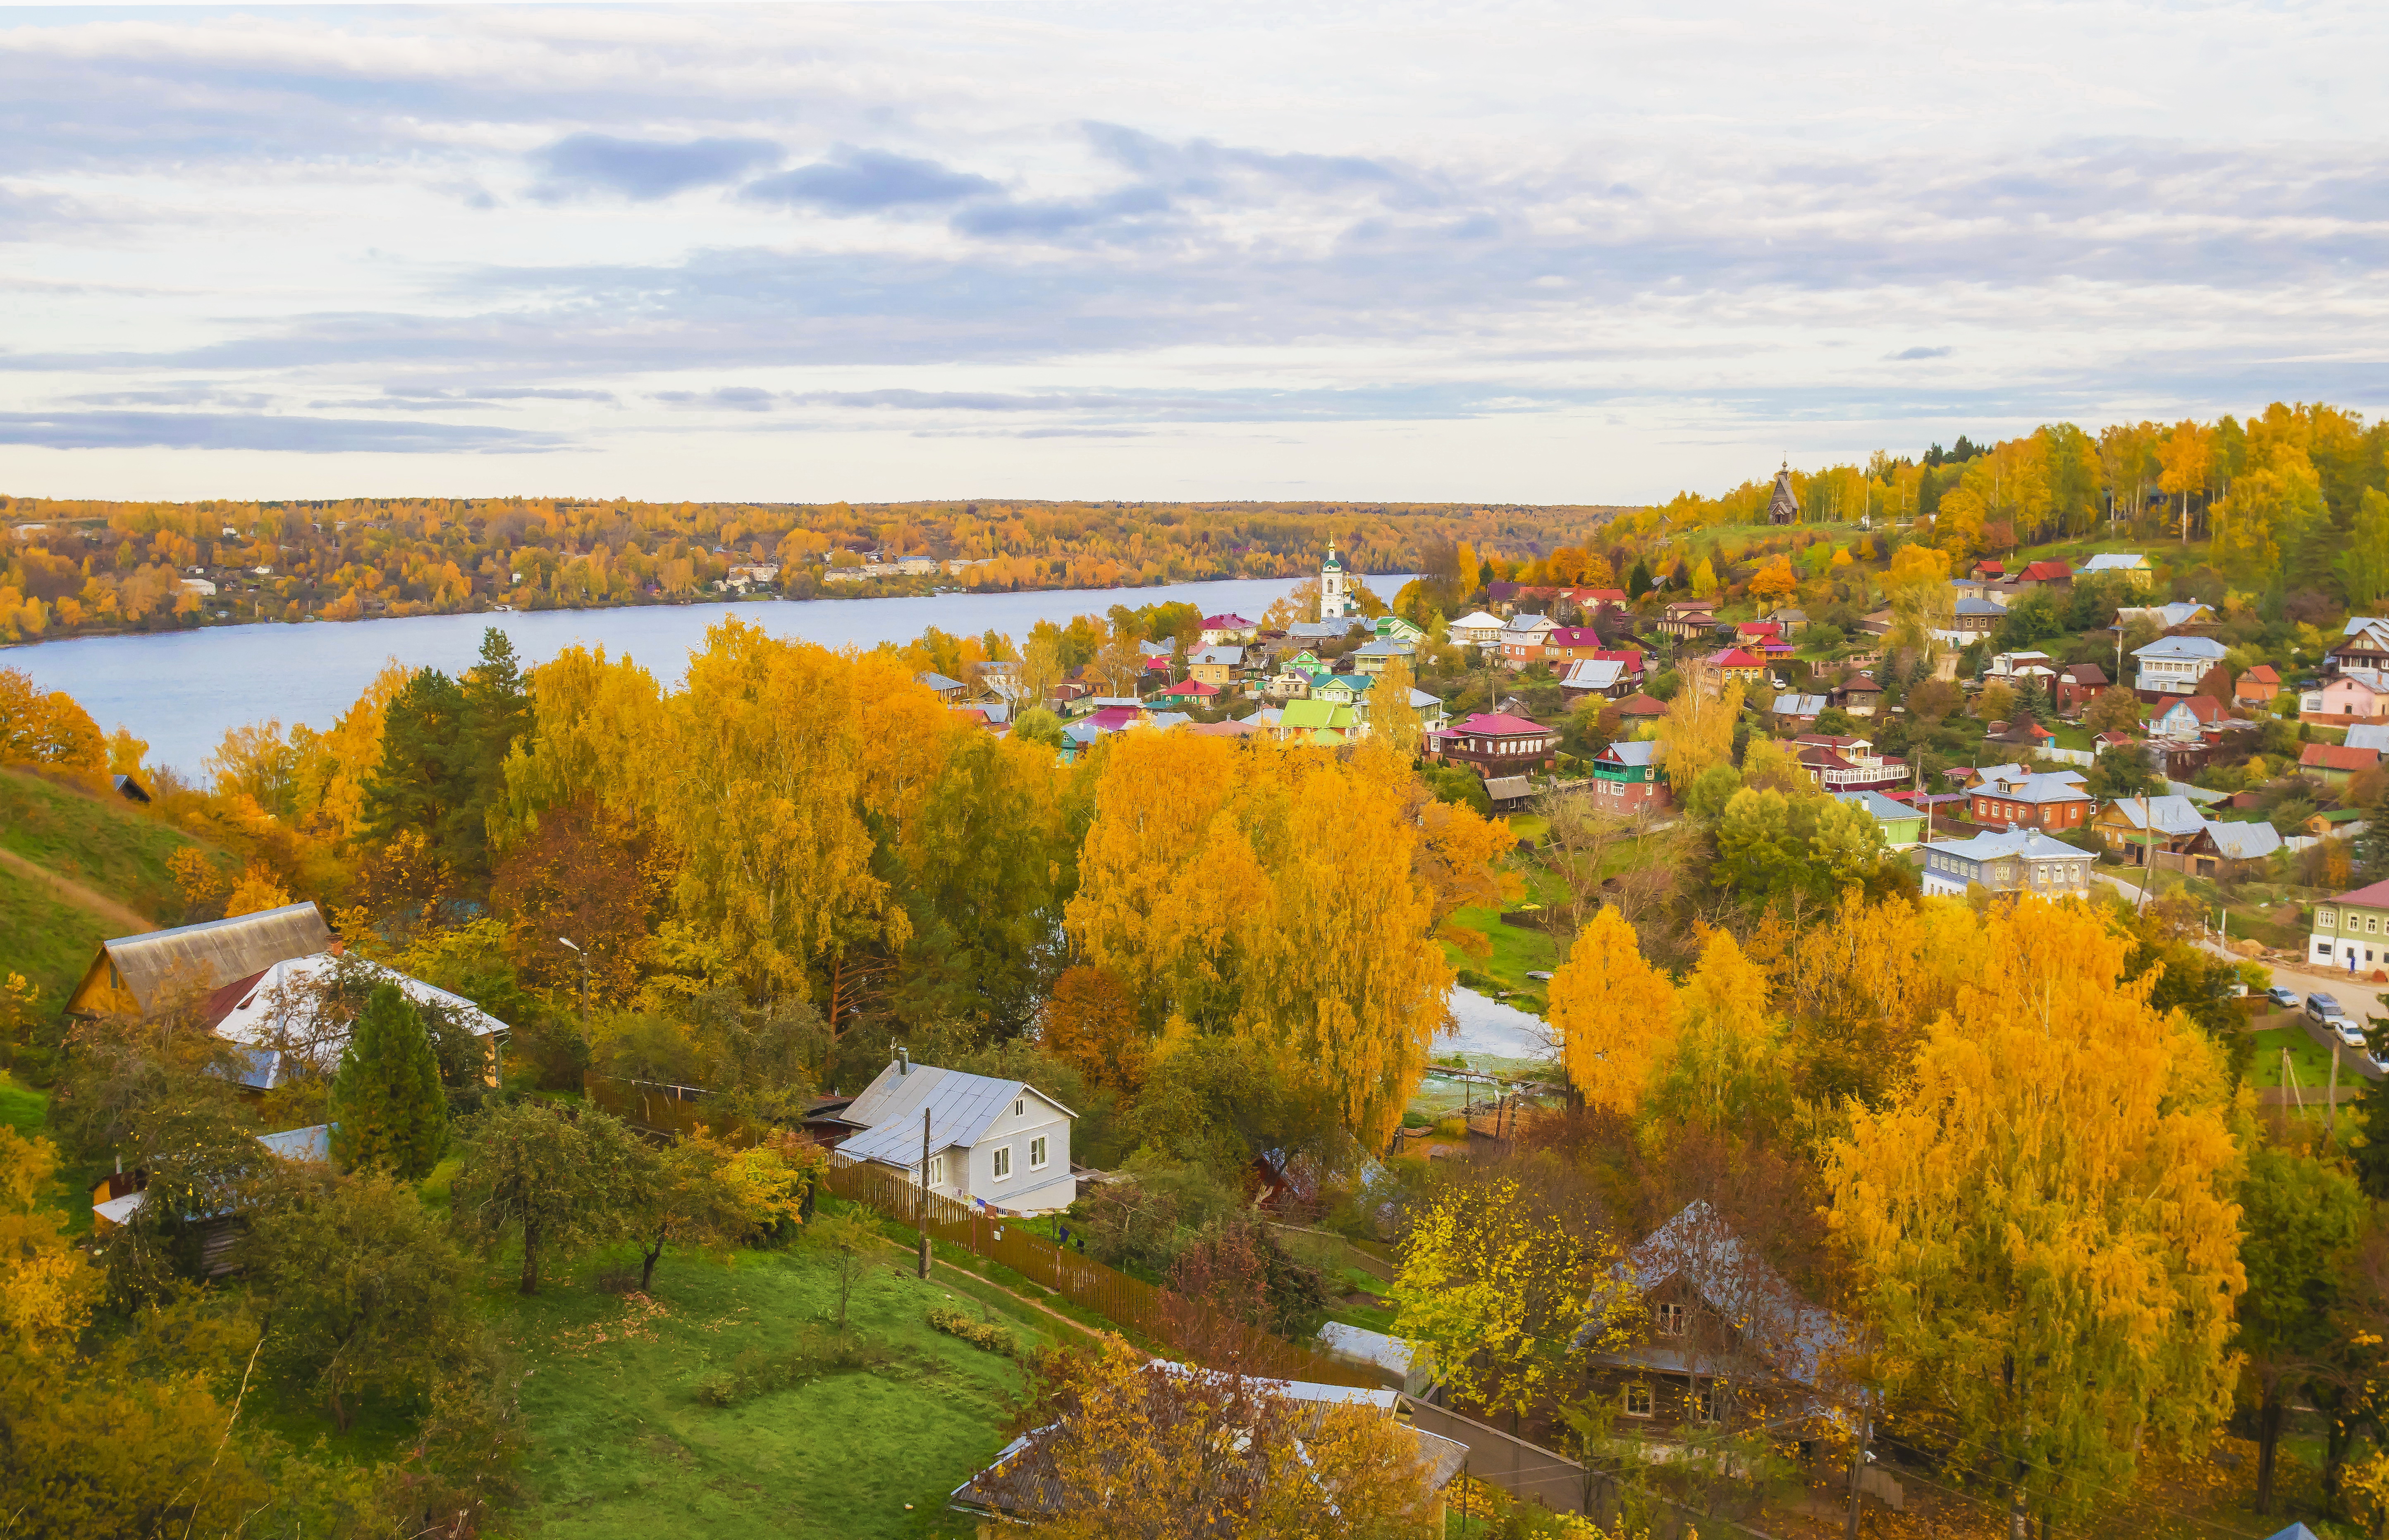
top-left (1159, 678), bottom-right (1223, 705)
top-left (1970, 560), bottom-right (2005, 580)
top-left (1542, 627), bottom-right (1612, 663)
top-left (2014, 560), bottom-right (2073, 587)
top-left (1696, 648), bottom-right (1766, 698)
top-left (1435, 712), bottom-right (1560, 776)
top-left (2150, 693), bottom-right (2229, 743)
top-left (1613, 693), bottom-right (1668, 720)
top-left (1199, 614), bottom-right (1258, 646)
top-left (2301, 741), bottom-right (2381, 789)
top-left (2236, 664), bottom-right (2281, 708)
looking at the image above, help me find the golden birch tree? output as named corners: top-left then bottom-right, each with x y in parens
top-left (1549, 907), bottom-right (1677, 1115)
top-left (1654, 681), bottom-right (1740, 794)
top-left (1372, 656), bottom-right (1423, 758)
top-left (1826, 899), bottom-right (2245, 1529)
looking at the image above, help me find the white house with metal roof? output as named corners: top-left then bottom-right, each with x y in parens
top-left (834, 1053), bottom-right (1077, 1215)
top-left (1445, 611), bottom-right (1506, 648)
top-left (2131, 634), bottom-right (2229, 694)
top-left (1918, 829), bottom-right (2091, 899)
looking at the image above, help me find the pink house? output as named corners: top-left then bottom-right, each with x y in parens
top-left (2319, 675), bottom-right (2389, 720)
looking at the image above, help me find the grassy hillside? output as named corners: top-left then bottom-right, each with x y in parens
top-left (0, 769), bottom-right (215, 922)
top-left (0, 860), bottom-right (107, 1013)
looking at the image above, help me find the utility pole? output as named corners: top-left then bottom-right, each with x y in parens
top-left (918, 1107), bottom-right (933, 1280)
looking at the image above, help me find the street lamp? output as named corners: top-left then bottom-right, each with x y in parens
top-left (558, 936), bottom-right (590, 1020)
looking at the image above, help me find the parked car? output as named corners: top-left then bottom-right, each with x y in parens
top-left (2268, 986), bottom-right (2301, 1009)
top-left (2309, 992), bottom-right (2345, 1024)
top-left (2339, 1019), bottom-right (2370, 1051)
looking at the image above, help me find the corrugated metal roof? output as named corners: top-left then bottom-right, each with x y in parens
top-left (102, 902), bottom-right (332, 1013)
top-left (837, 1059), bottom-right (1074, 1168)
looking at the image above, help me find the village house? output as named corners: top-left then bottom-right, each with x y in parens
top-left (1834, 789), bottom-right (1924, 850)
top-left (2304, 877), bottom-right (2389, 977)
top-left (1951, 597), bottom-right (2007, 637)
top-left (1986, 650), bottom-right (2057, 683)
top-left (1790, 735), bottom-right (1909, 795)
top-left (1373, 614), bottom-right (1428, 644)
top-left (1771, 694), bottom-right (1827, 731)
top-left (1157, 678), bottom-right (1222, 708)
top-left (2313, 672), bottom-right (2389, 721)
top-left (1919, 829), bottom-right (2092, 900)
top-left (2115, 601), bottom-right (2216, 635)
top-left (1827, 676), bottom-right (1882, 718)
top-left (2149, 693), bottom-right (2230, 743)
top-left (1695, 647), bottom-right (1766, 699)
top-left (1534, 627), bottom-right (1614, 665)
top-left (1199, 614), bottom-right (1259, 647)
top-left (1278, 698), bottom-right (1361, 743)
top-left (1349, 637), bottom-right (1416, 675)
top-left (916, 671), bottom-right (969, 704)
top-left (1589, 739), bottom-right (1670, 813)
top-left (1613, 692), bottom-right (1668, 723)
top-left (2179, 818), bottom-right (2284, 879)
top-left (1496, 614), bottom-right (1560, 666)
top-left (2054, 662), bottom-right (2110, 715)
top-left (1434, 712), bottom-right (1560, 776)
top-left (2090, 794), bottom-right (2207, 864)
top-left (2301, 741), bottom-right (2380, 789)
top-left (2331, 626), bottom-right (2389, 676)
top-left (1966, 769), bottom-right (2092, 832)
top-left (2132, 634), bottom-right (2230, 695)
top-left (1575, 1202), bottom-right (1858, 1450)
top-left (2080, 552), bottom-right (2155, 589)
top-left (2236, 664), bottom-right (2282, 708)
top-left (1187, 645), bottom-right (1245, 687)
top-left (1444, 611), bottom-right (1507, 650)
top-left (831, 1052), bottom-right (1077, 1215)
top-left (1559, 658), bottom-right (1632, 704)
top-left (2012, 559), bottom-right (2074, 588)
top-left (1655, 600), bottom-right (1716, 641)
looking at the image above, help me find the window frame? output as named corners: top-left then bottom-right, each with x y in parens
top-left (925, 1154), bottom-right (945, 1187)
top-left (1623, 1383), bottom-right (1653, 1418)
top-left (1656, 1302), bottom-right (1686, 1336)
top-left (1029, 1135), bottom-right (1048, 1170)
top-left (991, 1145), bottom-right (1012, 1181)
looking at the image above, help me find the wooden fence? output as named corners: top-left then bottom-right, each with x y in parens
top-left (822, 1155), bottom-right (1379, 1390)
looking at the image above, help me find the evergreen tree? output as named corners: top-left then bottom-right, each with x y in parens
top-left (1627, 557), bottom-right (1653, 599)
top-left (330, 982), bottom-right (448, 1179)
top-left (361, 666), bottom-right (471, 867)
top-left (2015, 672), bottom-right (2055, 725)
top-left (458, 628), bottom-right (531, 874)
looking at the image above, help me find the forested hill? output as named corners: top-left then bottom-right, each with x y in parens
top-left (0, 496), bottom-right (1630, 644)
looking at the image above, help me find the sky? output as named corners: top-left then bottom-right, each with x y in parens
top-left (0, 1), bottom-right (2384, 506)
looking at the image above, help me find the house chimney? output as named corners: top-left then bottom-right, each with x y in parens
top-left (898, 1046), bottom-right (910, 1076)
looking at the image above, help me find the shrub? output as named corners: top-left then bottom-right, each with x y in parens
top-left (691, 1328), bottom-right (892, 1406)
top-left (927, 1306), bottom-right (1019, 1358)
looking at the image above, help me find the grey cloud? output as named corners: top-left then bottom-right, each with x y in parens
top-left (1890, 346), bottom-right (1953, 360)
top-left (742, 150), bottom-right (998, 211)
top-left (950, 186), bottom-right (1173, 239)
top-left (72, 383), bottom-right (275, 408)
top-left (531, 133), bottom-right (783, 201)
top-left (1081, 122), bottom-right (1419, 199)
top-left (0, 411), bottom-right (564, 453)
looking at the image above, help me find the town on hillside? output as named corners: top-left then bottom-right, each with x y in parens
top-left (7, 460), bottom-right (2389, 1540)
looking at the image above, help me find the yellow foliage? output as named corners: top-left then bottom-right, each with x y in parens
top-left (223, 861), bottom-right (293, 917)
top-left (1654, 682), bottom-right (1740, 793)
top-left (1549, 908), bottom-right (1676, 1115)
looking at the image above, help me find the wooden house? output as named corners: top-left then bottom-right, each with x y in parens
top-left (69, 902), bottom-right (334, 1020)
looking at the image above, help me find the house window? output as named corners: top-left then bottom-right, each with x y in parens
top-left (2322, 912), bottom-right (2337, 929)
top-left (1014, 1098), bottom-right (1026, 1117)
top-left (992, 1146), bottom-right (1011, 1180)
top-left (1693, 1384), bottom-right (1721, 1423)
top-left (1656, 1302), bottom-right (1686, 1335)
top-left (925, 1155), bottom-right (945, 1187)
top-left (1030, 1136), bottom-right (1048, 1170)
top-left (1624, 1384), bottom-right (1653, 1418)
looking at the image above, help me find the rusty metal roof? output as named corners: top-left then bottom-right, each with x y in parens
top-left (100, 902), bottom-right (332, 1012)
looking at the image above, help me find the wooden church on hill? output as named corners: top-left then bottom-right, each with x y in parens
top-left (1765, 462), bottom-right (1799, 525)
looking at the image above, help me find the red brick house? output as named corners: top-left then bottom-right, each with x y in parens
top-left (1968, 770), bottom-right (2093, 831)
top-left (2055, 662), bottom-right (2109, 715)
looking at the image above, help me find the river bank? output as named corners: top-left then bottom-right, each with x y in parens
top-left (7, 573), bottom-right (1412, 773)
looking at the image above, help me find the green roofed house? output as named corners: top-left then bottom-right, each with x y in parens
top-left (1278, 698), bottom-right (1359, 743)
top-left (1832, 789), bottom-right (1924, 850)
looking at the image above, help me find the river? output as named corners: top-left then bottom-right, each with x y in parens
top-left (4, 575), bottom-right (1426, 773)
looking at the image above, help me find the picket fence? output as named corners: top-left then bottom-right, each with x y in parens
top-left (821, 1154), bottom-right (1379, 1390)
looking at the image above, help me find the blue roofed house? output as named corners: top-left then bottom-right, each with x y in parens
top-left (2081, 552), bottom-right (2154, 589)
top-left (1918, 829), bottom-right (2091, 899)
top-left (2132, 634), bottom-right (2230, 695)
top-left (831, 1053), bottom-right (1077, 1216)
top-left (1832, 789), bottom-right (1923, 850)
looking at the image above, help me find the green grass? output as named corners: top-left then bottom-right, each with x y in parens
top-left (1441, 905), bottom-right (1558, 996)
top-left (0, 767), bottom-right (218, 921)
top-left (0, 858), bottom-right (108, 1010)
top-left (2251, 1027), bottom-right (2344, 1096)
top-left (490, 1230), bottom-right (1062, 1540)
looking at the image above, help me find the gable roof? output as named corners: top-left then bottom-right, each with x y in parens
top-left (2082, 552), bottom-right (2149, 572)
top-left (1281, 699), bottom-right (1356, 730)
top-left (838, 1059), bottom-right (1073, 1167)
top-left (2201, 819), bottom-right (2283, 860)
top-left (1953, 597), bottom-right (2007, 617)
top-left (1446, 610), bottom-right (1505, 631)
top-left (2061, 661), bottom-right (2109, 684)
top-left (2100, 794), bottom-right (2205, 836)
top-left (1190, 645), bottom-right (1244, 666)
top-left (2242, 664), bottom-right (2280, 685)
top-left (1453, 712), bottom-right (1547, 736)
top-left (92, 903), bottom-right (333, 1014)
top-left (1773, 694), bottom-right (1828, 715)
top-left (2017, 559), bottom-right (2073, 581)
top-left (1614, 693), bottom-right (1667, 716)
top-left (2133, 634), bottom-right (2229, 662)
top-left (1834, 789), bottom-right (1917, 823)
top-left (2156, 694), bottom-right (2229, 723)
top-left (1599, 740), bottom-right (1661, 768)
top-left (916, 671), bottom-right (965, 692)
top-left (1924, 828), bottom-right (2084, 862)
top-left (1705, 647), bottom-right (1764, 668)
top-left (2345, 723), bottom-right (2389, 753)
top-left (1603, 1202), bottom-right (1855, 1393)
top-left (2303, 742), bottom-right (2379, 773)
top-left (1561, 659), bottom-right (1626, 690)
top-left (1200, 613), bottom-right (1254, 629)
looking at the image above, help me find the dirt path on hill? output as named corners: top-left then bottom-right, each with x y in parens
top-left (0, 846), bottom-right (155, 936)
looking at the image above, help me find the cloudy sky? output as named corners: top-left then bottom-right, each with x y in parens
top-left (0, 1), bottom-right (2383, 505)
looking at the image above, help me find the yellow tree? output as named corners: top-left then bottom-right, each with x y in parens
top-left (1372, 656), bottom-right (1423, 759)
top-left (2157, 419), bottom-right (2213, 543)
top-left (1826, 899), bottom-right (2245, 1530)
top-left (1549, 907), bottom-right (1677, 1115)
top-left (1647, 927), bottom-right (1787, 1137)
top-left (1654, 681), bottom-right (1740, 794)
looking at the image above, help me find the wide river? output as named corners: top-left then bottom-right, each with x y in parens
top-left (5, 574), bottom-right (1426, 773)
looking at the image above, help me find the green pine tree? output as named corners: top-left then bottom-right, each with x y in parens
top-left (330, 982), bottom-right (448, 1179)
